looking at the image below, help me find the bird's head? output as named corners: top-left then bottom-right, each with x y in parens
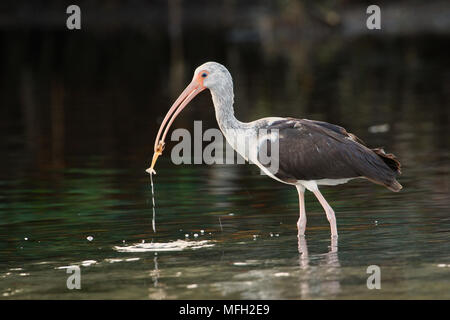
top-left (193, 61), bottom-right (233, 91)
top-left (147, 61), bottom-right (232, 174)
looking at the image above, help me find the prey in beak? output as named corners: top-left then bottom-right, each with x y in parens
top-left (145, 141), bottom-right (165, 175)
top-left (146, 71), bottom-right (208, 174)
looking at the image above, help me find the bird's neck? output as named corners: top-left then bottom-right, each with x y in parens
top-left (210, 87), bottom-right (247, 133)
top-left (209, 85), bottom-right (255, 161)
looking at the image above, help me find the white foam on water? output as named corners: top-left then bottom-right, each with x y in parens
top-left (2, 289), bottom-right (23, 297)
top-left (56, 265), bottom-right (78, 270)
top-left (56, 260), bottom-right (97, 269)
top-left (274, 272), bottom-right (290, 277)
top-left (125, 257), bottom-right (140, 262)
top-left (33, 261), bottom-right (54, 265)
top-left (233, 260), bottom-right (259, 266)
top-left (113, 240), bottom-right (215, 253)
top-left (105, 258), bottom-right (123, 264)
top-left (81, 260), bottom-right (97, 266)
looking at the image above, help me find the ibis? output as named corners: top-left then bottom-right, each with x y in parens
top-left (147, 62), bottom-right (402, 238)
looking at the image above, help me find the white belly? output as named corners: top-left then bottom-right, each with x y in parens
top-left (296, 178), bottom-right (355, 192)
top-left (222, 128), bottom-right (289, 185)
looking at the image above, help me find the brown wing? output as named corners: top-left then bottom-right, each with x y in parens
top-left (304, 119), bottom-right (366, 145)
top-left (258, 118), bottom-right (401, 191)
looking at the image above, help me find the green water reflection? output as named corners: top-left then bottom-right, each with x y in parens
top-left (0, 156), bottom-right (449, 298)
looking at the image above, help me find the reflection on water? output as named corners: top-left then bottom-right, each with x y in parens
top-left (0, 8), bottom-right (449, 298)
top-left (297, 236), bottom-right (341, 299)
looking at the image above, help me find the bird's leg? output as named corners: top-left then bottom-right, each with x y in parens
top-left (330, 234), bottom-right (338, 253)
top-left (296, 185), bottom-right (307, 237)
top-left (313, 189), bottom-right (338, 237)
top-left (297, 235), bottom-right (309, 269)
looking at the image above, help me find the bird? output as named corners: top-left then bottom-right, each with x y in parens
top-left (147, 61), bottom-right (402, 238)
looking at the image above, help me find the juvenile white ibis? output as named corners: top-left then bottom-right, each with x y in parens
top-left (148, 62), bottom-right (402, 238)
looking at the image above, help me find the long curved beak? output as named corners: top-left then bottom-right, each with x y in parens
top-left (146, 79), bottom-right (205, 174)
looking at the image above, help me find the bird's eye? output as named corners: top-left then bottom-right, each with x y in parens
top-left (201, 73), bottom-right (208, 78)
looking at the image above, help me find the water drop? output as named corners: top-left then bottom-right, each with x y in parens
top-left (149, 173), bottom-right (157, 233)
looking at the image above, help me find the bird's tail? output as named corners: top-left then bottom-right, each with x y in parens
top-left (387, 180), bottom-right (403, 192)
top-left (371, 147), bottom-right (402, 192)
top-left (372, 148), bottom-right (402, 174)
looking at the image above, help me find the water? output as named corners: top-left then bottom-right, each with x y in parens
top-left (0, 20), bottom-right (449, 299)
top-left (0, 157), bottom-right (449, 299)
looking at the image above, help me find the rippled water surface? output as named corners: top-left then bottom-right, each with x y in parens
top-left (0, 155), bottom-right (449, 299)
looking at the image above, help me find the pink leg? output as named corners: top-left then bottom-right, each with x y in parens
top-left (297, 235), bottom-right (309, 269)
top-left (296, 185), bottom-right (307, 236)
top-left (313, 189), bottom-right (338, 237)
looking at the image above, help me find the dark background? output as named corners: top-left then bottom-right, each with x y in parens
top-left (0, 0), bottom-right (449, 183)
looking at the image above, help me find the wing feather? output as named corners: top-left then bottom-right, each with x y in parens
top-left (257, 118), bottom-right (400, 189)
